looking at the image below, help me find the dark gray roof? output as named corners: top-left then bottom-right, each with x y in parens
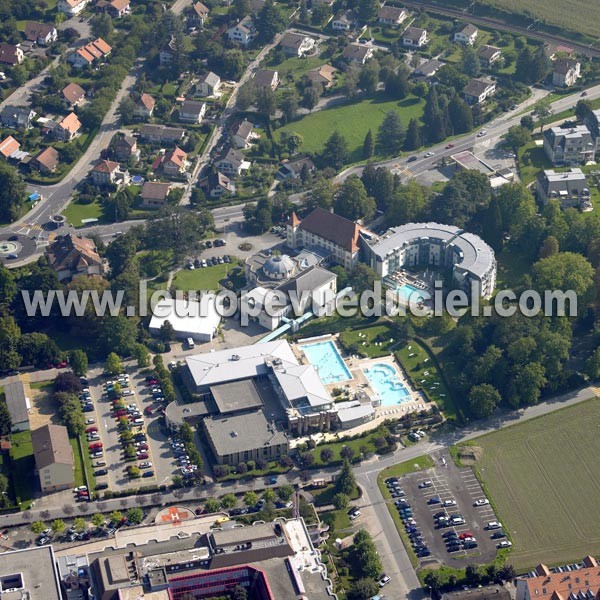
top-left (463, 77), bottom-right (495, 97)
top-left (252, 69), bottom-right (277, 87)
top-left (4, 380), bottom-right (29, 425)
top-left (276, 264), bottom-right (336, 296)
top-left (199, 71), bottom-right (220, 87)
top-left (210, 379), bottom-right (264, 414)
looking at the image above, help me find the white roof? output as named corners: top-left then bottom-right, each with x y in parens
top-left (149, 296), bottom-right (221, 338)
top-left (337, 404), bottom-right (376, 422)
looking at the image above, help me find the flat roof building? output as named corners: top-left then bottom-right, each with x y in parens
top-left (536, 168), bottom-right (591, 210)
top-left (4, 380), bottom-right (30, 432)
top-left (0, 546), bottom-right (62, 600)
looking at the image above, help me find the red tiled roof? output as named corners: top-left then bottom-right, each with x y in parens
top-left (297, 207), bottom-right (360, 253)
top-left (138, 93), bottom-right (155, 111)
top-left (62, 82), bottom-right (85, 104)
top-left (76, 47), bottom-right (95, 63)
top-left (164, 146), bottom-right (187, 167)
top-left (91, 37), bottom-right (112, 55)
top-left (524, 558), bottom-right (600, 600)
top-left (34, 147), bottom-right (59, 171)
top-left (0, 136), bottom-right (20, 158)
top-left (59, 112), bottom-right (82, 134)
top-left (92, 159), bottom-right (119, 173)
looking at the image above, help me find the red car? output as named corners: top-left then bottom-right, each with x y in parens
top-left (146, 379), bottom-right (159, 386)
top-left (114, 409), bottom-right (128, 417)
top-left (445, 143), bottom-right (455, 149)
top-left (89, 442), bottom-right (103, 450)
top-left (144, 406), bottom-right (153, 416)
top-left (136, 443), bottom-right (149, 451)
top-left (86, 426), bottom-right (98, 433)
top-left (137, 452), bottom-right (149, 459)
top-left (459, 532), bottom-right (474, 540)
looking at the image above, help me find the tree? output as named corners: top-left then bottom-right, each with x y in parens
top-left (127, 507), bottom-right (144, 524)
top-left (358, 63), bottom-right (379, 94)
top-left (204, 497), bottom-right (220, 513)
top-left (262, 488), bottom-right (276, 503)
top-left (460, 45), bottom-right (481, 77)
top-left (51, 519), bottom-right (66, 534)
top-left (280, 131), bottom-right (303, 155)
top-left (499, 564), bottom-right (516, 582)
top-left (539, 235), bottom-right (559, 258)
top-left (351, 529), bottom-right (382, 579)
top-left (321, 131), bottom-right (348, 170)
top-left (333, 492), bottom-right (349, 510)
top-left (424, 571), bottom-right (442, 594)
top-left (520, 114), bottom-right (534, 130)
top-left (256, 86), bottom-right (277, 120)
top-left (90, 13), bottom-right (113, 40)
top-left (232, 585), bottom-right (248, 600)
top-left (92, 513), bottom-right (105, 528)
top-left (133, 343), bottom-right (150, 368)
top-left (362, 129), bottom-right (374, 159)
top-left (357, 0), bottom-right (379, 22)
top-left (585, 347), bottom-right (600, 379)
top-left (277, 484), bottom-right (294, 501)
top-left (109, 510), bottom-right (123, 524)
top-left (336, 459), bottom-right (357, 496)
top-left (334, 176), bottom-right (376, 221)
top-left (159, 320), bottom-right (175, 343)
top-left (31, 521), bottom-right (47, 535)
top-left (377, 110), bottom-right (404, 155)
top-left (0, 400), bottom-right (11, 436)
top-left (532, 99), bottom-right (553, 134)
top-left (105, 352), bottom-right (122, 375)
top-left (404, 118), bottom-right (422, 151)
top-left (320, 448), bottom-right (334, 463)
top-left (221, 493), bottom-right (237, 509)
top-left (468, 384), bottom-right (501, 419)
top-left (244, 491), bottom-right (258, 507)
top-left (54, 372), bottom-right (82, 394)
top-left (0, 265), bottom-right (16, 305)
top-left (256, 0), bottom-right (286, 42)
top-left (279, 89), bottom-right (299, 124)
top-left (575, 99), bottom-right (592, 122)
top-left (347, 579), bottom-right (379, 600)
top-left (0, 162), bottom-right (26, 222)
top-left (69, 350), bottom-right (88, 376)
top-left (505, 125), bottom-right (531, 152)
top-left (301, 84), bottom-right (320, 111)
top-left (73, 517), bottom-right (86, 532)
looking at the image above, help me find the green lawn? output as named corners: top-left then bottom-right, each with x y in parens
top-left (9, 430), bottom-right (35, 508)
top-left (171, 261), bottom-right (238, 292)
top-left (377, 455), bottom-right (435, 567)
top-left (63, 198), bottom-right (105, 227)
top-left (339, 324), bottom-right (397, 358)
top-left (458, 398), bottom-right (600, 571)
top-left (277, 93), bottom-right (425, 164)
top-left (73, 436), bottom-right (96, 491)
top-left (395, 339), bottom-right (459, 420)
top-left (268, 55), bottom-right (327, 83)
top-left (517, 140), bottom-right (552, 186)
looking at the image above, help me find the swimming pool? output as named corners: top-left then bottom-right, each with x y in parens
top-left (396, 284), bottom-right (430, 305)
top-left (301, 340), bottom-right (353, 385)
top-left (364, 363), bottom-right (411, 406)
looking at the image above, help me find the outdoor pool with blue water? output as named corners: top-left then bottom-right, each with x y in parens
top-left (364, 363), bottom-right (411, 406)
top-left (396, 284), bottom-right (430, 304)
top-left (301, 340), bottom-right (353, 385)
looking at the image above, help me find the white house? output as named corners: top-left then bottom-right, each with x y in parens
top-left (227, 16), bottom-right (256, 46)
top-left (402, 26), bottom-right (428, 48)
top-left (454, 23), bottom-right (478, 45)
top-left (552, 59), bottom-right (580, 87)
top-left (332, 10), bottom-right (355, 31)
top-left (179, 99), bottom-right (206, 123)
top-left (463, 77), bottom-right (496, 104)
top-left (57, 0), bottom-right (89, 16)
top-left (196, 71), bottom-right (221, 97)
top-left (279, 32), bottom-right (315, 57)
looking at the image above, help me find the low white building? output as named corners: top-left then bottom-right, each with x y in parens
top-left (149, 296), bottom-right (222, 342)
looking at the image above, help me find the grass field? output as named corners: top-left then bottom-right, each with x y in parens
top-left (9, 430), bottom-right (35, 508)
top-left (278, 93), bottom-right (425, 164)
top-left (171, 261), bottom-right (238, 292)
top-left (461, 398), bottom-right (600, 570)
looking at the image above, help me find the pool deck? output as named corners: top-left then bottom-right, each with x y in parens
top-left (294, 335), bottom-right (429, 423)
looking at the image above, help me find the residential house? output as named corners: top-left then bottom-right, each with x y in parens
top-left (214, 147), bottom-right (251, 177)
top-left (552, 58), bottom-right (580, 87)
top-left (90, 159), bottom-right (121, 186)
top-left (306, 64), bottom-right (337, 88)
top-left (463, 77), bottom-right (496, 104)
top-left (278, 156), bottom-right (315, 179)
top-left (31, 424), bottom-right (74, 494)
top-left (477, 45), bottom-right (502, 67)
top-left (543, 43), bottom-right (574, 60)
top-left (195, 71), bottom-right (221, 97)
top-left (312, 0), bottom-right (334, 6)
top-left (0, 44), bottom-right (24, 65)
top-left (178, 99), bottom-right (206, 123)
top-left (199, 171), bottom-right (236, 198)
top-left (515, 556), bottom-right (600, 600)
top-left (287, 208), bottom-right (363, 270)
top-left (536, 168), bottom-right (591, 210)
top-left (454, 23), bottom-right (478, 45)
top-left (140, 181), bottom-right (172, 208)
top-left (159, 36), bottom-right (178, 66)
top-left (1, 106), bottom-right (36, 129)
top-left (442, 586), bottom-right (511, 600)
top-left (402, 26), bottom-right (428, 47)
top-left (97, 0), bottom-right (131, 18)
top-left (53, 112), bottom-right (82, 142)
top-left (45, 234), bottom-right (104, 281)
top-left (133, 92), bottom-right (155, 119)
top-left (155, 146), bottom-right (188, 178)
top-left (24, 22), bottom-right (58, 46)
top-left (57, 0), bottom-right (89, 16)
top-left (413, 58), bottom-right (443, 78)
top-left (140, 124), bottom-right (186, 145)
top-left (113, 134), bottom-right (140, 162)
top-left (230, 119), bottom-right (253, 149)
top-left (4, 381), bottom-right (30, 432)
top-left (377, 6), bottom-right (407, 27)
top-left (253, 69), bottom-right (279, 90)
top-left (227, 16), bottom-right (256, 46)
top-left (279, 32), bottom-right (315, 57)
top-left (332, 10), bottom-right (355, 31)
top-left (584, 108), bottom-right (600, 155)
top-left (543, 125), bottom-right (595, 166)
top-left (0, 136), bottom-right (20, 160)
top-left (31, 147), bottom-right (60, 173)
top-left (186, 1), bottom-right (209, 28)
top-left (67, 37), bottom-right (111, 68)
top-left (343, 43), bottom-right (373, 65)
top-left (62, 82), bottom-right (86, 107)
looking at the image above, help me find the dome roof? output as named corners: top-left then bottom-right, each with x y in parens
top-left (263, 254), bottom-right (294, 279)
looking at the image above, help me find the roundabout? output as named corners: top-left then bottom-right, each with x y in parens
top-left (0, 232), bottom-right (38, 265)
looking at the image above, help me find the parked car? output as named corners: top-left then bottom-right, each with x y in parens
top-left (497, 540), bottom-right (512, 548)
top-left (378, 574), bottom-right (391, 588)
top-left (473, 498), bottom-right (489, 507)
top-left (418, 480), bottom-right (433, 489)
top-left (95, 469), bottom-right (108, 476)
top-left (142, 470), bottom-right (155, 478)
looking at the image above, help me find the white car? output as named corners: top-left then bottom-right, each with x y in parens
top-left (123, 390), bottom-right (134, 396)
top-left (74, 486), bottom-right (87, 492)
top-left (497, 540), bottom-right (512, 548)
top-left (425, 151), bottom-right (434, 157)
top-left (85, 418), bottom-right (95, 425)
top-left (477, 129), bottom-right (488, 137)
top-left (442, 499), bottom-right (457, 507)
top-left (487, 521), bottom-right (502, 530)
top-left (378, 574), bottom-right (391, 587)
top-left (140, 461), bottom-right (152, 469)
top-left (349, 510), bottom-right (361, 521)
top-left (473, 498), bottom-right (489, 507)
top-left (118, 373), bottom-right (129, 379)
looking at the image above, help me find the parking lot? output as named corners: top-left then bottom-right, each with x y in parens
top-left (83, 365), bottom-right (178, 493)
top-left (386, 455), bottom-right (504, 566)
